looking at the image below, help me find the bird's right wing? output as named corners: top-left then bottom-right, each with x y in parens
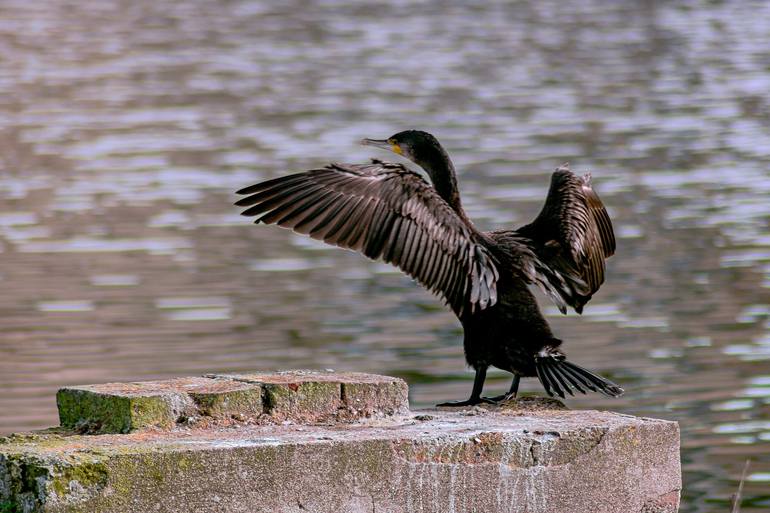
top-left (235, 161), bottom-right (498, 316)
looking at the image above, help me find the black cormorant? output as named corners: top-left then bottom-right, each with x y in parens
top-left (235, 130), bottom-right (622, 405)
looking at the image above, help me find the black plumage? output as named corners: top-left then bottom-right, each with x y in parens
top-left (235, 130), bottom-right (623, 405)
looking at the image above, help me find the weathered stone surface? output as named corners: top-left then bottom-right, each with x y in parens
top-left (0, 407), bottom-right (681, 513)
top-left (208, 370), bottom-right (409, 421)
top-left (211, 371), bottom-right (343, 421)
top-left (56, 372), bottom-right (408, 434)
top-left (57, 377), bottom-right (263, 434)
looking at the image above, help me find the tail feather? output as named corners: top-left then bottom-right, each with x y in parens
top-left (548, 361), bottom-right (588, 394)
top-left (558, 362), bottom-right (598, 393)
top-left (539, 361), bottom-right (569, 398)
top-left (534, 364), bottom-right (551, 395)
top-left (535, 365), bottom-right (564, 397)
top-left (536, 357), bottom-right (623, 398)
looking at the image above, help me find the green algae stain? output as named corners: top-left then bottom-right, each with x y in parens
top-left (263, 382), bottom-right (339, 418)
top-left (50, 459), bottom-right (109, 498)
top-left (189, 389), bottom-right (263, 417)
top-left (106, 455), bottom-right (141, 500)
top-left (57, 388), bottom-right (176, 434)
top-left (129, 396), bottom-right (175, 430)
top-left (0, 454), bottom-right (51, 513)
top-left (101, 451), bottom-right (208, 509)
top-left (57, 389), bottom-right (133, 434)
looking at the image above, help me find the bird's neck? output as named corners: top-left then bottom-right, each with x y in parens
top-left (419, 149), bottom-right (465, 218)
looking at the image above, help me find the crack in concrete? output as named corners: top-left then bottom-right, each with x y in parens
top-left (529, 439), bottom-right (541, 466)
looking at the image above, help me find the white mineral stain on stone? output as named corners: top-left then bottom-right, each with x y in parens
top-left (176, 438), bottom-right (282, 448)
top-left (211, 439), bottom-right (282, 448)
top-left (524, 465), bottom-right (547, 512)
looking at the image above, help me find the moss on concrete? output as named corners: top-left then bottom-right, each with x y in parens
top-left (96, 450), bottom-right (217, 512)
top-left (57, 373), bottom-right (410, 433)
top-left (5, 374), bottom-right (680, 512)
top-left (1, 438), bottom-right (113, 512)
top-left (57, 389), bottom-right (182, 434)
top-left (128, 396), bottom-right (177, 430)
top-left (49, 457), bottom-right (110, 499)
top-left (0, 453), bottom-right (51, 513)
top-left (57, 390), bottom-right (134, 434)
top-left (263, 382), bottom-right (340, 419)
top-left (189, 388), bottom-right (263, 417)
top-left (1, 407), bottom-right (681, 513)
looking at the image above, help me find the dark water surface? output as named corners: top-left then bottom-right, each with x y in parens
top-left (1, 0), bottom-right (769, 510)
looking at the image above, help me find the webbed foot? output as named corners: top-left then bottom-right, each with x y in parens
top-left (479, 392), bottom-right (516, 404)
top-left (436, 397), bottom-right (496, 407)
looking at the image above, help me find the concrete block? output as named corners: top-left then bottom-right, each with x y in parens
top-left (56, 376), bottom-right (263, 434)
top-left (56, 371), bottom-right (409, 434)
top-left (338, 373), bottom-right (409, 417)
top-left (208, 370), bottom-right (409, 422)
top-left (1, 402), bottom-right (681, 513)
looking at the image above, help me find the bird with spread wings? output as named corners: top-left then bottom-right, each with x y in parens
top-left (236, 130), bottom-right (621, 405)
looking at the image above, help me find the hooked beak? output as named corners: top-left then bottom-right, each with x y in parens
top-left (361, 138), bottom-right (402, 155)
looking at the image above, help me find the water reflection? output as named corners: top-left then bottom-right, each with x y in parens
top-left (0, 1), bottom-right (769, 511)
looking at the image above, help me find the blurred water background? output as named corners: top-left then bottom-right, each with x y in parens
top-left (0, 0), bottom-right (768, 510)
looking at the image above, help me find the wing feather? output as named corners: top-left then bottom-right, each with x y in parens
top-left (236, 161), bottom-right (498, 315)
top-left (292, 192), bottom-right (342, 234)
top-left (323, 196), bottom-right (363, 245)
top-left (307, 194), bottom-right (349, 239)
top-left (400, 222), bottom-right (418, 273)
top-left (513, 164), bottom-right (615, 313)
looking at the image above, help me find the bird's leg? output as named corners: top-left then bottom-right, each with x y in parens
top-left (482, 374), bottom-right (520, 403)
top-left (508, 374), bottom-right (521, 397)
top-left (437, 367), bottom-right (495, 407)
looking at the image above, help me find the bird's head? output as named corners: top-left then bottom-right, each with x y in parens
top-left (361, 130), bottom-right (448, 171)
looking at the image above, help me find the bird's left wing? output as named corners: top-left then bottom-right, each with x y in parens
top-left (517, 164), bottom-right (616, 313)
top-left (235, 161), bottom-right (498, 316)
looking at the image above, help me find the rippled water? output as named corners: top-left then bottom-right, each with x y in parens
top-left (1, 0), bottom-right (769, 511)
